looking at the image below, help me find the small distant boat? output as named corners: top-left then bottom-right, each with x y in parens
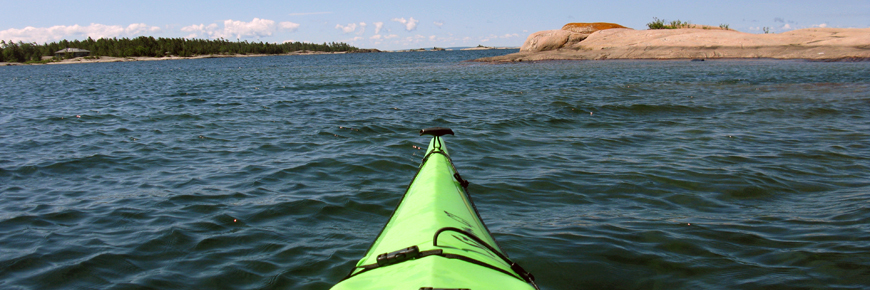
top-left (331, 128), bottom-right (539, 290)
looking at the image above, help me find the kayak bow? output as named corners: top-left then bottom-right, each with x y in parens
top-left (331, 128), bottom-right (538, 290)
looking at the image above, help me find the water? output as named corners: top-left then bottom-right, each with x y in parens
top-left (1, 51), bottom-right (869, 289)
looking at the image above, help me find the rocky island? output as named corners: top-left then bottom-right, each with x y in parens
top-left (474, 22), bottom-right (870, 62)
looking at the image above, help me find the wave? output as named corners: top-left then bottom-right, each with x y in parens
top-left (2, 52), bottom-right (869, 290)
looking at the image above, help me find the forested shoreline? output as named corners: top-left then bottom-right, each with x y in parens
top-left (0, 36), bottom-right (360, 63)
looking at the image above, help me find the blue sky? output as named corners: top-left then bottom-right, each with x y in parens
top-left (1, 0), bottom-right (868, 50)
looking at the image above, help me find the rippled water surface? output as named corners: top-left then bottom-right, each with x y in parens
top-left (2, 51), bottom-right (869, 289)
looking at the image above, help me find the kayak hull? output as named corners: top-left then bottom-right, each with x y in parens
top-left (331, 129), bottom-right (537, 290)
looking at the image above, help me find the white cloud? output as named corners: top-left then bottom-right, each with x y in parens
top-left (181, 18), bottom-right (299, 39)
top-left (429, 35), bottom-right (437, 41)
top-left (126, 23), bottom-right (161, 35)
top-left (223, 18), bottom-right (276, 38)
top-left (369, 34), bottom-right (399, 40)
top-left (336, 22), bottom-right (366, 34)
top-left (280, 22), bottom-right (301, 31)
top-left (335, 23), bottom-right (358, 33)
top-left (181, 23), bottom-right (218, 36)
top-left (374, 22), bottom-right (384, 34)
top-left (433, 21), bottom-right (444, 28)
top-left (0, 23), bottom-right (161, 44)
top-left (392, 17), bottom-right (419, 31)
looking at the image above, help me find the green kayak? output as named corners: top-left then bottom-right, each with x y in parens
top-left (331, 127), bottom-right (538, 290)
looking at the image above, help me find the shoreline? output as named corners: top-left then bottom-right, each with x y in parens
top-left (472, 46), bottom-right (870, 63)
top-left (0, 47), bottom-right (522, 66)
top-left (473, 27), bottom-right (870, 62)
top-left (0, 51), bottom-right (349, 66)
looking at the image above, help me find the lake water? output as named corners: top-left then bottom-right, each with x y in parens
top-left (1, 51), bottom-right (869, 289)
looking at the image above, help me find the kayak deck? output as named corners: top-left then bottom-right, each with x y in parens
top-left (331, 128), bottom-right (538, 290)
top-left (333, 255), bottom-right (534, 289)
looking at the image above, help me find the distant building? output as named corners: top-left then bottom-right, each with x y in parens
top-left (55, 48), bottom-right (90, 58)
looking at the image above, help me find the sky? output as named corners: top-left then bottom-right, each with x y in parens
top-left (1, 0), bottom-right (868, 51)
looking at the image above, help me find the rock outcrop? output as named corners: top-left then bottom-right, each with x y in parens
top-left (520, 30), bottom-right (582, 52)
top-left (351, 48), bottom-right (383, 53)
top-left (480, 26), bottom-right (870, 62)
top-left (519, 22), bottom-right (629, 52)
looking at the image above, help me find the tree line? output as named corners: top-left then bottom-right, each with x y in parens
top-left (1, 36), bottom-right (360, 63)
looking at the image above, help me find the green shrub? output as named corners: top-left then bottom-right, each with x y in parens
top-left (648, 17), bottom-right (666, 29)
top-left (647, 17), bottom-right (692, 29)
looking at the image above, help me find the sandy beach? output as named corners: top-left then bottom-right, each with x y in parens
top-left (474, 27), bottom-right (870, 62)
